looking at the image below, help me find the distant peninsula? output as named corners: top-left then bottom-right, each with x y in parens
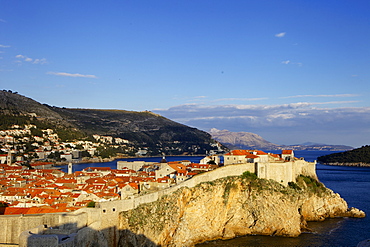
top-left (209, 128), bottom-right (352, 151)
top-left (317, 145), bottom-right (370, 166)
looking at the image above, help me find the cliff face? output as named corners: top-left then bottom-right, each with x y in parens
top-left (118, 175), bottom-right (365, 247)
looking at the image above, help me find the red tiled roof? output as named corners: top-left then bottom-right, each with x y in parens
top-left (245, 153), bottom-right (259, 159)
top-left (225, 150), bottom-right (251, 156)
top-left (4, 206), bottom-right (78, 215)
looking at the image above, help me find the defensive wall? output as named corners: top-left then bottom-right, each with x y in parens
top-left (0, 209), bottom-right (90, 245)
top-left (97, 160), bottom-right (316, 246)
top-left (4, 159), bottom-right (316, 246)
top-left (98, 159), bottom-right (317, 225)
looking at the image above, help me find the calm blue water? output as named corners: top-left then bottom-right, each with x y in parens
top-left (61, 151), bottom-right (370, 246)
top-left (60, 156), bottom-right (205, 173)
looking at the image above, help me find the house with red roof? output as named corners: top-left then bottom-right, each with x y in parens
top-left (120, 182), bottom-right (139, 199)
top-left (0, 154), bottom-right (7, 164)
top-left (83, 167), bottom-right (112, 176)
top-left (281, 150), bottom-right (294, 161)
top-left (155, 163), bottom-right (176, 180)
top-left (29, 162), bottom-right (54, 169)
top-left (224, 150), bottom-right (252, 165)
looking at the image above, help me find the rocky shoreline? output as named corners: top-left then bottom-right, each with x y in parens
top-left (323, 162), bottom-right (370, 167)
top-left (118, 175), bottom-right (365, 247)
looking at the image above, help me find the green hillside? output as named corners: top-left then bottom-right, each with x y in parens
top-left (0, 90), bottom-right (224, 156)
top-left (317, 145), bottom-right (370, 164)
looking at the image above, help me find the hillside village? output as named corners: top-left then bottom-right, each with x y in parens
top-left (0, 124), bottom-right (135, 166)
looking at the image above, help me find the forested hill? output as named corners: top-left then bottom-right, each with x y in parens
top-left (317, 145), bottom-right (370, 166)
top-left (0, 90), bottom-right (225, 156)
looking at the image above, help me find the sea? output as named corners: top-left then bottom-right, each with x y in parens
top-left (60, 151), bottom-right (370, 247)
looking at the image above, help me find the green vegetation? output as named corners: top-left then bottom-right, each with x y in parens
top-left (241, 171), bottom-right (258, 180)
top-left (317, 145), bottom-right (370, 164)
top-left (288, 181), bottom-right (301, 190)
top-left (0, 115), bottom-right (32, 129)
top-left (97, 146), bottom-right (131, 159)
top-left (86, 201), bottom-right (96, 208)
top-left (123, 196), bottom-right (177, 232)
top-left (296, 175), bottom-right (326, 196)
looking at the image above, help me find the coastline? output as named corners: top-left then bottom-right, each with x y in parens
top-left (322, 162), bottom-right (370, 167)
top-left (53, 154), bottom-right (207, 167)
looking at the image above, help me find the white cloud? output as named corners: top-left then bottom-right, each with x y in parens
top-left (15, 54), bottom-right (47, 64)
top-left (212, 97), bottom-right (268, 102)
top-left (275, 32), bottom-right (286, 38)
top-left (0, 19), bottom-right (6, 23)
top-left (153, 103), bottom-right (370, 147)
top-left (47, 71), bottom-right (97, 78)
top-left (281, 60), bottom-right (302, 66)
top-left (281, 94), bottom-right (359, 99)
top-left (33, 58), bottom-right (47, 64)
top-left (0, 44), bottom-right (10, 48)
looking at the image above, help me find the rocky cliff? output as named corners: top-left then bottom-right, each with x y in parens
top-left (118, 175), bottom-right (365, 247)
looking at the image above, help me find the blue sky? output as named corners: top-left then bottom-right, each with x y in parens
top-left (1, 1), bottom-right (369, 147)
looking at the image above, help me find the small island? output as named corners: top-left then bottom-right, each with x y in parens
top-left (317, 145), bottom-right (370, 167)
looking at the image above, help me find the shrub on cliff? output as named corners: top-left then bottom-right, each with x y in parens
top-left (288, 181), bottom-right (301, 190)
top-left (297, 175), bottom-right (326, 196)
top-left (241, 171), bottom-right (257, 180)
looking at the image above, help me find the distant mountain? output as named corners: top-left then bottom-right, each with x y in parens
top-left (0, 90), bottom-right (225, 156)
top-left (209, 128), bottom-right (352, 151)
top-left (209, 128), bottom-right (279, 150)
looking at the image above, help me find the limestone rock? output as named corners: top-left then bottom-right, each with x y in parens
top-left (118, 176), bottom-right (365, 247)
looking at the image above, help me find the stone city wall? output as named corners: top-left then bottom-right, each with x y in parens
top-left (0, 211), bottom-right (88, 245)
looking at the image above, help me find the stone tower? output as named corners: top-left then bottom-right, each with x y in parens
top-left (7, 151), bottom-right (12, 166)
top-left (68, 162), bottom-right (73, 175)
